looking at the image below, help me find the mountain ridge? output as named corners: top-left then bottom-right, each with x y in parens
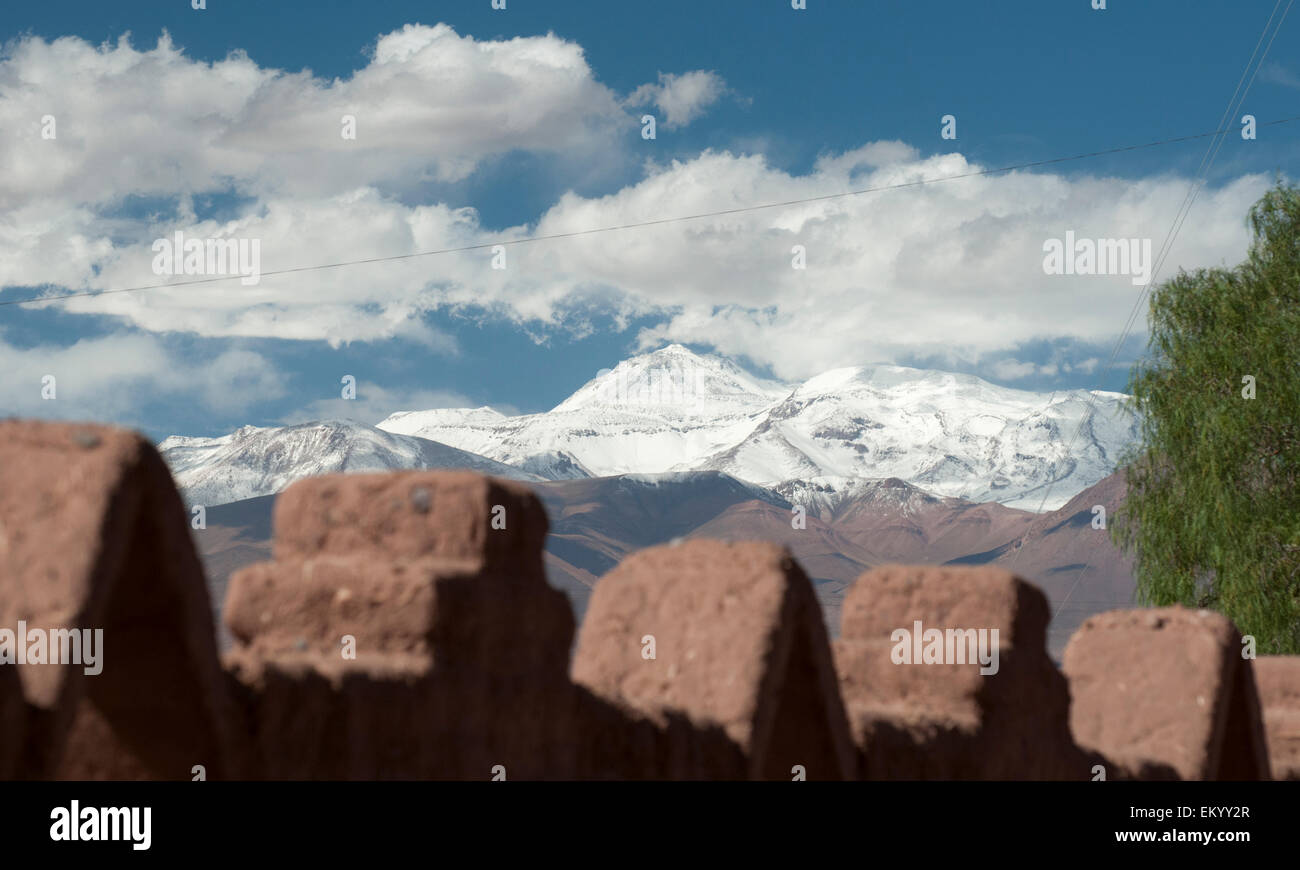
top-left (378, 344), bottom-right (1138, 512)
top-left (160, 419), bottom-right (542, 507)
top-left (160, 344), bottom-right (1138, 513)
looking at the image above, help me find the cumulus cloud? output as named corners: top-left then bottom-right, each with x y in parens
top-left (0, 25), bottom-right (626, 210)
top-left (0, 26), bottom-right (1278, 386)
top-left (524, 151), bottom-right (1270, 380)
top-left (8, 144), bottom-right (1272, 378)
top-left (627, 70), bottom-right (728, 128)
top-left (0, 333), bottom-right (286, 422)
top-left (52, 187), bottom-right (471, 347)
top-left (0, 24), bottom-right (683, 345)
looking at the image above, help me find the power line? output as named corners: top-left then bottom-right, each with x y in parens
top-left (937, 0), bottom-right (1295, 519)
top-left (1043, 0), bottom-right (1295, 621)
top-left (4, 113), bottom-right (1300, 309)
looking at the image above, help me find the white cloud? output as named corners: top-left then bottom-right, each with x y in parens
top-left (989, 359), bottom-right (1039, 381)
top-left (0, 333), bottom-right (286, 422)
top-left (812, 141), bottom-right (920, 176)
top-left (0, 25), bottom-right (688, 345)
top-left (53, 187), bottom-right (470, 347)
top-left (8, 145), bottom-right (1272, 378)
top-left (0, 24), bottom-right (627, 212)
top-left (525, 151), bottom-right (1270, 380)
top-left (0, 27), bottom-right (1278, 384)
top-left (1260, 61), bottom-right (1300, 89)
top-left (627, 70), bottom-right (728, 128)
top-left (1071, 357), bottom-right (1100, 374)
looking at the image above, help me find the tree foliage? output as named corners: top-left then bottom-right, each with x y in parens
top-left (1113, 181), bottom-right (1300, 653)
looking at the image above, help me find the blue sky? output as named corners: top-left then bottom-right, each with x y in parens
top-left (2, 0), bottom-right (1298, 440)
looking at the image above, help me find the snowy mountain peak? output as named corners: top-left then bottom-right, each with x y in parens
top-left (552, 343), bottom-right (788, 414)
top-left (374, 346), bottom-right (1138, 512)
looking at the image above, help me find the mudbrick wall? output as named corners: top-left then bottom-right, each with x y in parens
top-left (0, 420), bottom-right (1296, 781)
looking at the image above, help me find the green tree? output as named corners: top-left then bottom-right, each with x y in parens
top-left (1113, 181), bottom-right (1300, 653)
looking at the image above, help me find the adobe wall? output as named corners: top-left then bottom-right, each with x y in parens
top-left (0, 421), bottom-right (1292, 780)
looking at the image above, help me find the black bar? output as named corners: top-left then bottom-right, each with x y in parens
top-left (0, 781), bottom-right (1284, 858)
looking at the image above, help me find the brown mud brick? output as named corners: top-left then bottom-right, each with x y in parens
top-left (1252, 656), bottom-right (1300, 780)
top-left (834, 564), bottom-right (1089, 779)
top-left (225, 555), bottom-right (573, 675)
top-left (223, 470), bottom-right (578, 779)
top-left (223, 556), bottom-right (579, 780)
top-left (1063, 607), bottom-right (1270, 780)
top-left (226, 470), bottom-right (574, 675)
top-left (0, 420), bottom-right (243, 780)
top-left (270, 471), bottom-right (548, 569)
top-left (571, 539), bottom-right (856, 780)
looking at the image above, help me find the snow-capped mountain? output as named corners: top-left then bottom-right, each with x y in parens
top-left (377, 344), bottom-right (1138, 511)
top-left (700, 364), bottom-right (1137, 511)
top-left (159, 419), bottom-right (541, 507)
top-left (161, 345), bottom-right (1138, 511)
top-left (379, 345), bottom-right (787, 477)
